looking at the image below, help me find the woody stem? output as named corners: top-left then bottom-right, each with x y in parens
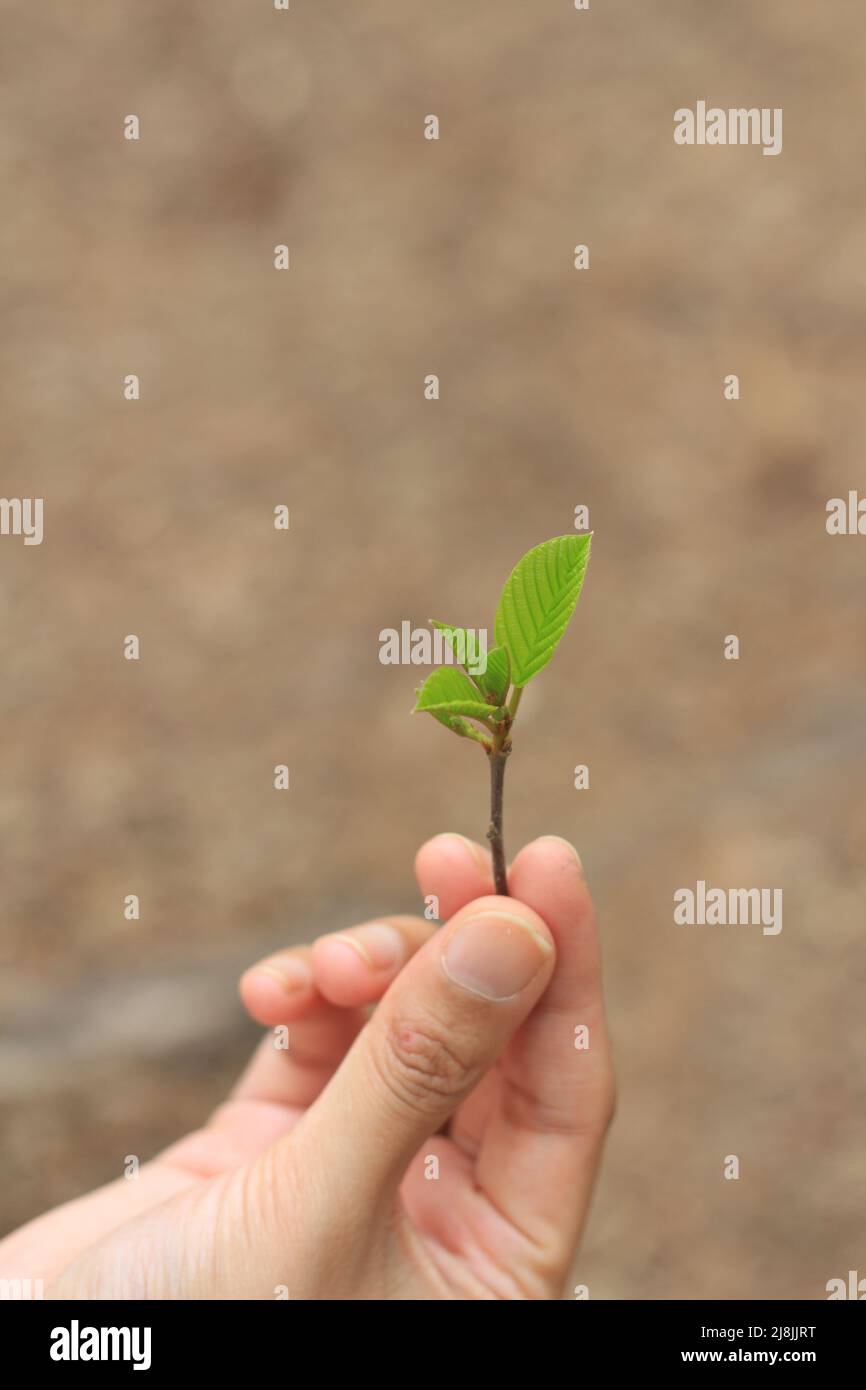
top-left (487, 735), bottom-right (510, 896)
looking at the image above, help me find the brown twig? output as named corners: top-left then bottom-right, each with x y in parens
top-left (485, 686), bottom-right (525, 894)
top-left (486, 741), bottom-right (510, 895)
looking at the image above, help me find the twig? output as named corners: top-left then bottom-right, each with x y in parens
top-left (486, 734), bottom-right (511, 896)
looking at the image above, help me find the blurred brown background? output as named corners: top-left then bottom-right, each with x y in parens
top-left (1, 0), bottom-right (864, 1298)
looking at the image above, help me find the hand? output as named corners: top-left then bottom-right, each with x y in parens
top-left (0, 834), bottom-right (614, 1299)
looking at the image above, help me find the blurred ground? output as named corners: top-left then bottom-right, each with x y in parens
top-left (1, 0), bottom-right (865, 1298)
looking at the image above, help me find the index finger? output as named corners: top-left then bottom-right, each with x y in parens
top-left (414, 832), bottom-right (494, 921)
top-left (472, 836), bottom-right (615, 1276)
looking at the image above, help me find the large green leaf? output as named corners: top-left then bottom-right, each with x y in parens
top-left (430, 621), bottom-right (510, 702)
top-left (413, 667), bottom-right (503, 722)
top-left (494, 534), bottom-right (591, 686)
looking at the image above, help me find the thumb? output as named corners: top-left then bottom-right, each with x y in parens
top-left (290, 895), bottom-right (555, 1213)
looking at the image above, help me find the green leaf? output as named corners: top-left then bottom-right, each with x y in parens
top-left (429, 622), bottom-right (486, 679)
top-left (475, 645), bottom-right (511, 702)
top-left (429, 622), bottom-right (511, 703)
top-left (494, 534), bottom-right (591, 686)
top-left (413, 667), bottom-right (500, 722)
top-left (428, 709), bottom-right (491, 745)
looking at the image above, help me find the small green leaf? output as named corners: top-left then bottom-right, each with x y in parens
top-left (477, 645), bottom-right (511, 702)
top-left (429, 622), bottom-right (485, 676)
top-left (428, 709), bottom-right (491, 745)
top-left (494, 534), bottom-right (591, 686)
top-left (413, 667), bottom-right (498, 722)
top-left (429, 622), bottom-right (510, 703)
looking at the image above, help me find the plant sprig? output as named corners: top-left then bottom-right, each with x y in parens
top-left (413, 533), bottom-right (592, 895)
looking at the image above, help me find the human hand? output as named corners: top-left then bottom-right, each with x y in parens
top-left (0, 834), bottom-right (614, 1299)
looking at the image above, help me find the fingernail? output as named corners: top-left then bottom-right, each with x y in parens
top-left (442, 911), bottom-right (552, 1001)
top-left (328, 924), bottom-right (403, 970)
top-left (434, 832), bottom-right (489, 870)
top-left (257, 959), bottom-right (313, 992)
top-left (539, 835), bottom-right (583, 870)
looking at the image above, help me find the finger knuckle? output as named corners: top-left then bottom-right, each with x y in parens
top-left (499, 1054), bottom-right (617, 1140)
top-left (373, 1013), bottom-right (476, 1115)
